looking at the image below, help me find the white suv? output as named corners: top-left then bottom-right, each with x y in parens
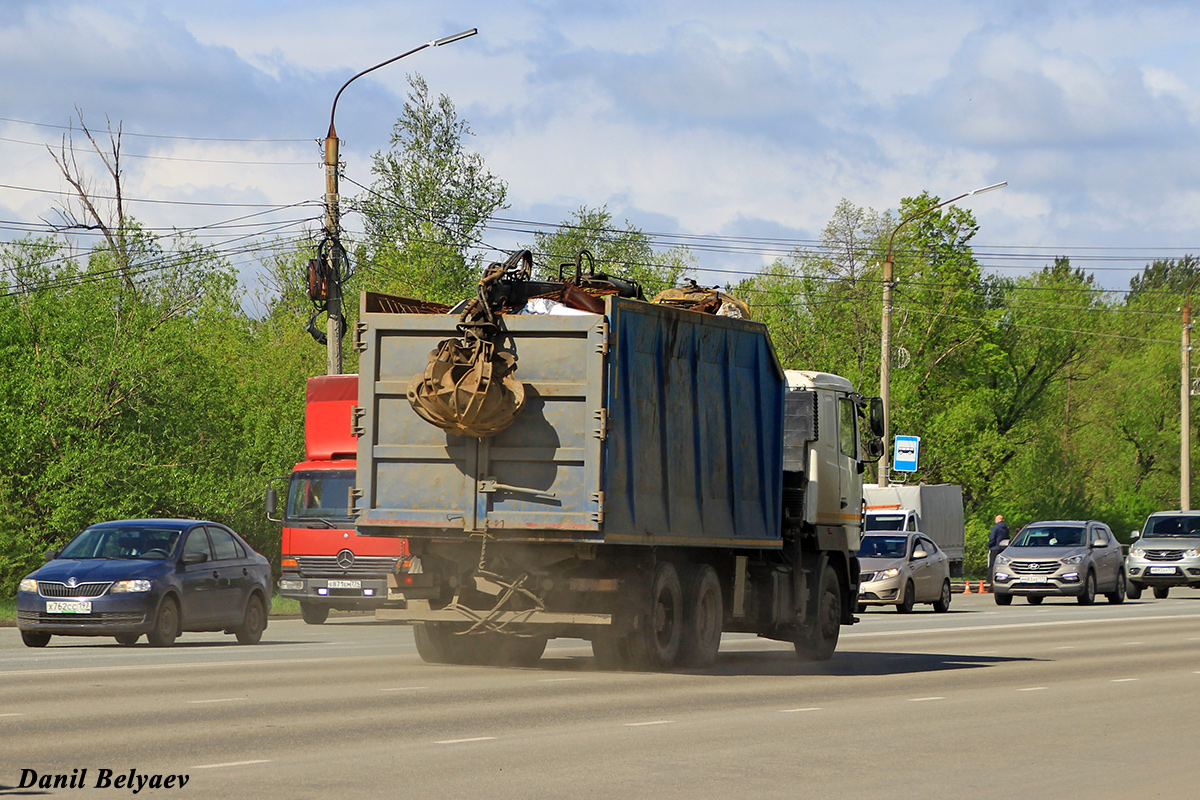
top-left (1126, 511), bottom-right (1200, 599)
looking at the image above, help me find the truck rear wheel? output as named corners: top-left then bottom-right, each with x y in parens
top-left (414, 623), bottom-right (472, 664)
top-left (678, 564), bottom-right (723, 668)
top-left (624, 561), bottom-right (683, 671)
top-left (794, 564), bottom-right (841, 662)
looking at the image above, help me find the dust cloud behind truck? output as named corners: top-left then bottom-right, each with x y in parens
top-left (353, 293), bottom-right (882, 670)
top-left (863, 483), bottom-right (965, 576)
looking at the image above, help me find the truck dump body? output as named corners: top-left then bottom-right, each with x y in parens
top-left (355, 296), bottom-right (784, 548)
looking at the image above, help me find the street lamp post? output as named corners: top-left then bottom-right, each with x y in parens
top-left (877, 181), bottom-right (1006, 487)
top-left (321, 28), bottom-right (478, 375)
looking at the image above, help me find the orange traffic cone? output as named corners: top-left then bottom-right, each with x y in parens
top-left (963, 580), bottom-right (972, 594)
top-left (978, 580), bottom-right (987, 594)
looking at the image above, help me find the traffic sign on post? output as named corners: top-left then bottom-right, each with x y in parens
top-left (893, 435), bottom-right (920, 472)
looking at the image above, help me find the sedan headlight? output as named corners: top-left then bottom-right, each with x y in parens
top-left (1061, 554), bottom-right (1084, 565)
top-left (109, 579), bottom-right (152, 594)
top-left (1185, 549), bottom-right (1200, 559)
top-left (996, 555), bottom-right (1011, 566)
top-left (1129, 547), bottom-right (1145, 557)
top-left (18, 578), bottom-right (37, 593)
top-left (873, 568), bottom-right (901, 581)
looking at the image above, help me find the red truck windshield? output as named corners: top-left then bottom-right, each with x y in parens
top-left (287, 470), bottom-right (354, 522)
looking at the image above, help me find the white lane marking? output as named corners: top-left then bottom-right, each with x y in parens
top-left (380, 687), bottom-right (427, 692)
top-left (0, 713), bottom-right (23, 717)
top-left (1123, 642), bottom-right (1144, 646)
top-left (842, 613), bottom-right (1200, 639)
top-left (779, 707), bottom-right (821, 713)
top-left (1, 656), bottom-right (354, 678)
top-left (538, 678), bottom-right (579, 683)
top-left (436, 737), bottom-right (497, 745)
top-left (907, 697), bottom-right (945, 702)
top-left (192, 760), bottom-right (271, 770)
top-left (626, 720), bottom-right (674, 727)
top-left (1111, 678), bottom-right (1139, 683)
top-left (1053, 646), bottom-right (1075, 650)
top-left (1018, 687), bottom-right (1047, 692)
top-left (187, 698), bottom-right (238, 704)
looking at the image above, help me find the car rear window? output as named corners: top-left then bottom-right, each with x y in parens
top-left (207, 527), bottom-right (240, 561)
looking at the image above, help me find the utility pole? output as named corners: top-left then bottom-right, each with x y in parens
top-left (323, 130), bottom-right (343, 375)
top-left (1183, 301), bottom-right (1192, 510)
top-left (876, 181), bottom-right (1006, 487)
top-left (320, 28), bottom-right (478, 375)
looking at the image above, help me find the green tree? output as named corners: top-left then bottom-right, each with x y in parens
top-left (355, 73), bottom-right (507, 305)
top-left (528, 205), bottom-right (694, 297)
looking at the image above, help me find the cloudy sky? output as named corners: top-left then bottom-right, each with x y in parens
top-left (3, 0), bottom-right (1199, 293)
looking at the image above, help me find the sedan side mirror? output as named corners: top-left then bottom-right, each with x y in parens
top-left (1092, 539), bottom-right (1107, 548)
top-left (912, 549), bottom-right (928, 560)
top-left (999, 539), bottom-right (1009, 548)
top-left (43, 549), bottom-right (59, 561)
top-left (183, 552), bottom-right (208, 565)
top-left (1131, 530), bottom-right (1141, 540)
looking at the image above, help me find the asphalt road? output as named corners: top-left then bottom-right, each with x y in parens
top-left (2, 591), bottom-right (1198, 799)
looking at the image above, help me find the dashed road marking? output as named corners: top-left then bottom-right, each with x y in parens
top-left (538, 678), bottom-right (579, 683)
top-left (192, 760), bottom-right (271, 770)
top-left (187, 698), bottom-right (238, 704)
top-left (907, 697), bottom-right (945, 702)
top-left (380, 687), bottom-right (427, 692)
top-left (1111, 678), bottom-right (1139, 683)
top-left (0, 713), bottom-right (23, 717)
top-left (779, 707), bottom-right (821, 713)
top-left (626, 720), bottom-right (674, 727)
top-left (436, 736), bottom-right (497, 745)
top-left (1017, 687), bottom-right (1047, 692)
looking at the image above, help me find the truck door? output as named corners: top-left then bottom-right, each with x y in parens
top-left (836, 394), bottom-right (863, 537)
top-left (356, 312), bottom-right (607, 539)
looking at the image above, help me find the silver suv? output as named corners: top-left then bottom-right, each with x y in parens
top-left (992, 520), bottom-right (1125, 605)
top-left (1126, 511), bottom-right (1200, 599)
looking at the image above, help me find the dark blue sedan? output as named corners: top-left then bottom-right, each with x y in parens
top-left (16, 519), bottom-right (271, 648)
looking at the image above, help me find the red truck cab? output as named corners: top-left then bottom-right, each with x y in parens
top-left (270, 375), bottom-right (407, 624)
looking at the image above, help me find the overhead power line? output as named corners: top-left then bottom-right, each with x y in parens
top-left (0, 115), bottom-right (312, 144)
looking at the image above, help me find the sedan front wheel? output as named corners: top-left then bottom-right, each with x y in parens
top-left (147, 596), bottom-right (179, 647)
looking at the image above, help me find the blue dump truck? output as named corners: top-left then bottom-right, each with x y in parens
top-left (353, 290), bottom-right (882, 670)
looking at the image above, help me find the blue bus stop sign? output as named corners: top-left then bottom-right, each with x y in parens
top-left (893, 435), bottom-right (920, 472)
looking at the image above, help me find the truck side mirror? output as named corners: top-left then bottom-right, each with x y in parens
top-left (265, 488), bottom-right (278, 516)
top-left (868, 397), bottom-right (885, 438)
top-left (865, 438), bottom-right (884, 461)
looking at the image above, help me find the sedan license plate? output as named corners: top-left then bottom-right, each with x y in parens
top-left (1148, 567), bottom-right (1177, 576)
top-left (326, 579), bottom-right (361, 589)
top-left (46, 600), bottom-right (91, 614)
top-left (1020, 576), bottom-right (1049, 584)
